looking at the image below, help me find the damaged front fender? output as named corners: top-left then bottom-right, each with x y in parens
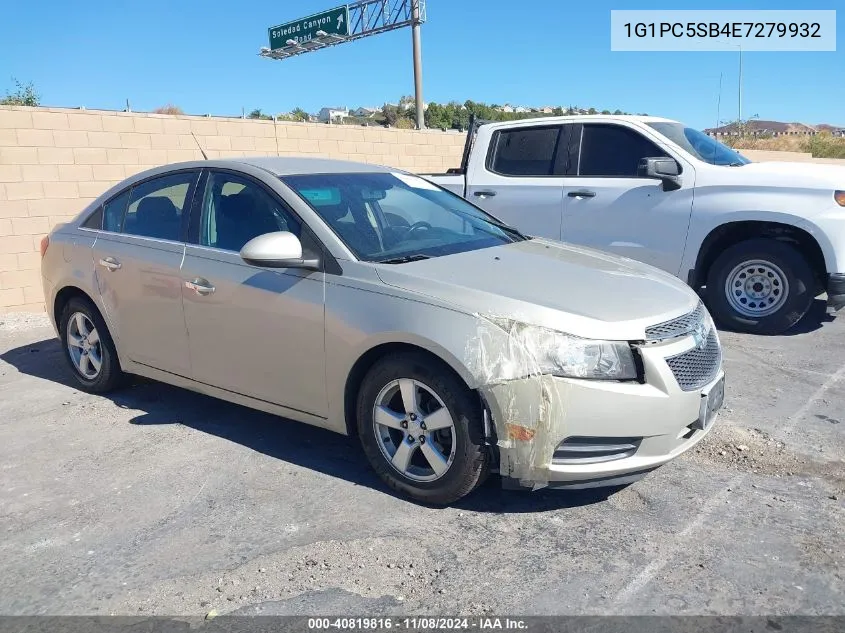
top-left (462, 315), bottom-right (568, 489)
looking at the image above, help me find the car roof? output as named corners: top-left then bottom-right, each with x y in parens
top-left (230, 156), bottom-right (392, 176)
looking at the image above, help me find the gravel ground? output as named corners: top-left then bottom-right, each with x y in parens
top-left (0, 304), bottom-right (843, 616)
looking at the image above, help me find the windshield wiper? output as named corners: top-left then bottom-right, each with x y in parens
top-left (728, 161), bottom-right (745, 167)
top-left (377, 254), bottom-right (432, 264)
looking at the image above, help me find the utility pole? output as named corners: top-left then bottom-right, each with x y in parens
top-left (411, 0), bottom-right (425, 129)
top-left (738, 45), bottom-right (743, 123)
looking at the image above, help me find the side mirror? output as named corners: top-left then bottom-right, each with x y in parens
top-left (239, 232), bottom-right (320, 270)
top-left (638, 157), bottom-right (682, 191)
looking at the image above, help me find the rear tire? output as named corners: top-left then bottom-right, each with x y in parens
top-left (357, 352), bottom-right (489, 505)
top-left (59, 296), bottom-right (125, 393)
top-left (705, 238), bottom-right (816, 335)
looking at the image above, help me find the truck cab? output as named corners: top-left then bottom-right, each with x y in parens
top-left (427, 115), bottom-right (845, 335)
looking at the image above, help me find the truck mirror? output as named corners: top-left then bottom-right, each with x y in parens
top-left (639, 157), bottom-right (682, 191)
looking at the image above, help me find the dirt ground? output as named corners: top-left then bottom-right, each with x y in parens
top-left (0, 302), bottom-right (843, 616)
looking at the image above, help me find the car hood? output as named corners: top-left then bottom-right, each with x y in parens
top-left (374, 238), bottom-right (700, 341)
top-left (730, 161), bottom-right (845, 189)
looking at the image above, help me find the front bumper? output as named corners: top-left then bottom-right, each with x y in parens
top-left (480, 333), bottom-right (724, 490)
top-left (827, 273), bottom-right (845, 311)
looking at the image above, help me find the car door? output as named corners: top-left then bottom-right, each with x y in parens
top-left (561, 122), bottom-right (695, 275)
top-left (91, 170), bottom-right (199, 376)
top-left (465, 124), bottom-right (569, 239)
top-left (180, 169), bottom-right (328, 418)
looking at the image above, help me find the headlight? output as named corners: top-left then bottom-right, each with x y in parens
top-left (492, 320), bottom-right (638, 380)
top-left (835, 191), bottom-right (845, 207)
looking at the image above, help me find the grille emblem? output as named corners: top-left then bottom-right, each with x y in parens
top-left (691, 319), bottom-right (709, 349)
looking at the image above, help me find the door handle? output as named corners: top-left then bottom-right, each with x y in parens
top-left (567, 190), bottom-right (596, 198)
top-left (185, 278), bottom-right (216, 296)
top-left (473, 190), bottom-right (497, 198)
top-left (98, 257), bottom-right (122, 271)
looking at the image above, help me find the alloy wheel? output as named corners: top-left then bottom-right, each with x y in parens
top-left (66, 312), bottom-right (103, 379)
top-left (372, 378), bottom-right (457, 482)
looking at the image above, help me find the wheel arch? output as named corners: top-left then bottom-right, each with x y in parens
top-left (342, 341), bottom-right (478, 438)
top-left (53, 285), bottom-right (99, 325)
top-left (690, 220), bottom-right (828, 293)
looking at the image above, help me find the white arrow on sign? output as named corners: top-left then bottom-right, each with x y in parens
top-left (337, 13), bottom-right (344, 31)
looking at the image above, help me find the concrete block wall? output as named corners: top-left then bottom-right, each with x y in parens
top-left (0, 105), bottom-right (466, 313)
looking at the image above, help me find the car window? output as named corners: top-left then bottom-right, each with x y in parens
top-left (488, 126), bottom-right (561, 176)
top-left (199, 172), bottom-right (301, 252)
top-left (81, 205), bottom-right (104, 230)
top-left (578, 124), bottom-right (668, 177)
top-left (122, 172), bottom-right (196, 240)
top-left (101, 189), bottom-right (131, 232)
top-left (282, 172), bottom-right (521, 263)
top-left (370, 186), bottom-right (472, 235)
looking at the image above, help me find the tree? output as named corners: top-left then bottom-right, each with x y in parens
top-left (588, 107), bottom-right (597, 115)
top-left (290, 107), bottom-right (309, 122)
top-left (1, 79), bottom-right (39, 106)
top-left (601, 110), bottom-right (611, 115)
top-left (613, 109), bottom-right (623, 115)
top-left (381, 103), bottom-right (398, 126)
top-left (248, 108), bottom-right (272, 120)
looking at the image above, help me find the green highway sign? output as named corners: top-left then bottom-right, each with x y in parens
top-left (269, 6), bottom-right (349, 50)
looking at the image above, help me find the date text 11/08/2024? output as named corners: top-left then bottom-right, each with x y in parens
top-left (307, 617), bottom-right (529, 630)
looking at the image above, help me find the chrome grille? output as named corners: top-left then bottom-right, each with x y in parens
top-left (665, 329), bottom-right (722, 391)
top-left (645, 302), bottom-right (706, 341)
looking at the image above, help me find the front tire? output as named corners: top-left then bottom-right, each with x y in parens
top-left (357, 353), bottom-right (489, 505)
top-left (59, 296), bottom-right (125, 393)
top-left (705, 238), bottom-right (816, 335)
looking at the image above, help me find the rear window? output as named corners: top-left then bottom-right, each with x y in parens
top-left (488, 126), bottom-right (561, 176)
top-left (122, 172), bottom-right (197, 241)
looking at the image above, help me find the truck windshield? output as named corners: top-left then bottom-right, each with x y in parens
top-left (648, 122), bottom-right (751, 166)
top-left (282, 172), bottom-right (524, 263)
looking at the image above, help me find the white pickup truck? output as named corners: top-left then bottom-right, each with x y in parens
top-left (426, 115), bottom-right (845, 335)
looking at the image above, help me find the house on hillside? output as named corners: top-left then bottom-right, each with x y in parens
top-left (318, 107), bottom-right (349, 123)
top-left (351, 107), bottom-right (379, 118)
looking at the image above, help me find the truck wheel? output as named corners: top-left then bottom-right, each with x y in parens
top-left (705, 238), bottom-right (816, 335)
top-left (357, 352), bottom-right (489, 505)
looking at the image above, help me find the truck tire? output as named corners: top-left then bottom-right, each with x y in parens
top-left (705, 238), bottom-right (816, 335)
top-left (356, 352), bottom-right (489, 505)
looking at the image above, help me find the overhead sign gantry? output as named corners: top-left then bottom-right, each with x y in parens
top-left (260, 0), bottom-right (427, 129)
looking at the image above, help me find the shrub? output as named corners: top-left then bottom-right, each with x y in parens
top-left (153, 104), bottom-right (184, 115)
top-left (1, 79), bottom-right (39, 106)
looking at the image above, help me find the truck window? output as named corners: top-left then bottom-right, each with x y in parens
top-left (578, 124), bottom-right (667, 177)
top-left (487, 126), bottom-right (560, 176)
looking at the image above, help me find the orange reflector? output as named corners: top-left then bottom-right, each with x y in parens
top-left (39, 235), bottom-right (50, 258)
top-left (835, 191), bottom-right (845, 207)
top-left (505, 423), bottom-right (536, 442)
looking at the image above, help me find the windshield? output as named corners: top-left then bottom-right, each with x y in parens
top-left (282, 172), bottom-right (524, 263)
top-left (648, 122), bottom-right (751, 166)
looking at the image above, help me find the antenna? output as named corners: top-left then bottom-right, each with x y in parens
top-left (191, 132), bottom-right (209, 160)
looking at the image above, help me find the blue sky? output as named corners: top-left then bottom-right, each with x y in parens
top-left (1, 0), bottom-right (842, 129)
